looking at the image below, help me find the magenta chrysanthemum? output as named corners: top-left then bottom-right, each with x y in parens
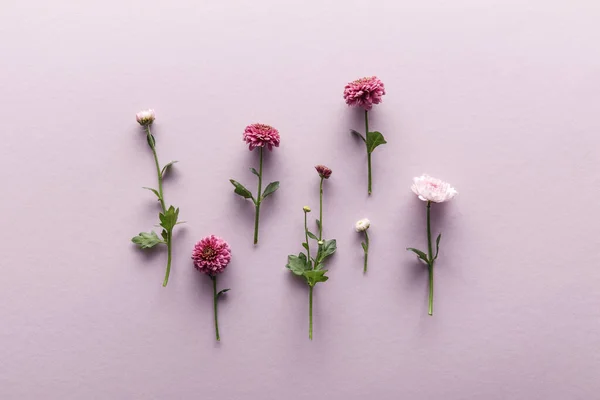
top-left (192, 235), bottom-right (232, 275)
top-left (343, 76), bottom-right (386, 110)
top-left (243, 123), bottom-right (280, 151)
top-left (315, 165), bottom-right (332, 179)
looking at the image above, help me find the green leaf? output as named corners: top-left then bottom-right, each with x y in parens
top-left (407, 248), bottom-right (429, 264)
top-left (161, 161), bottom-right (178, 177)
top-left (161, 229), bottom-right (169, 241)
top-left (159, 206), bottom-right (179, 231)
top-left (307, 231), bottom-right (318, 240)
top-left (366, 131), bottom-right (387, 153)
top-left (361, 242), bottom-right (368, 252)
top-left (316, 239), bottom-right (337, 263)
top-left (303, 269), bottom-right (329, 287)
top-left (142, 187), bottom-right (161, 199)
top-left (262, 181), bottom-right (280, 200)
top-left (146, 134), bottom-right (156, 148)
top-left (229, 179), bottom-right (254, 201)
top-left (434, 233), bottom-right (441, 260)
top-left (132, 231), bottom-right (164, 249)
top-left (217, 289), bottom-right (230, 297)
top-left (314, 263), bottom-right (324, 271)
top-left (250, 167), bottom-right (260, 177)
top-left (302, 243), bottom-right (309, 251)
top-left (350, 129), bottom-right (366, 142)
top-left (315, 219), bottom-right (321, 232)
top-left (286, 253), bottom-right (311, 276)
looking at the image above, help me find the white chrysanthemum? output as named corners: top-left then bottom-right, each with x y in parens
top-left (355, 218), bottom-right (370, 232)
top-left (411, 174), bottom-right (457, 203)
top-left (136, 109), bottom-right (155, 126)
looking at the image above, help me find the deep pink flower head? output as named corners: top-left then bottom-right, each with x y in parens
top-left (343, 76), bottom-right (386, 110)
top-left (315, 165), bottom-right (332, 179)
top-left (243, 123), bottom-right (280, 151)
top-left (192, 235), bottom-right (232, 275)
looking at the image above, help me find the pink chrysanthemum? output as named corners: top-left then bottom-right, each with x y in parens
top-left (315, 165), bottom-right (332, 179)
top-left (192, 235), bottom-right (232, 275)
top-left (243, 123), bottom-right (280, 151)
top-left (343, 76), bottom-right (386, 110)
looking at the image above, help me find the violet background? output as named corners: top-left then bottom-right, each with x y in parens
top-left (1, 1), bottom-right (600, 399)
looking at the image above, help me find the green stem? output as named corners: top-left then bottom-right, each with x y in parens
top-left (212, 275), bottom-right (220, 341)
top-left (253, 147), bottom-right (263, 245)
top-left (365, 110), bottom-right (372, 195)
top-left (363, 231), bottom-right (369, 273)
top-left (309, 285), bottom-right (313, 340)
top-left (146, 126), bottom-right (166, 213)
top-left (426, 201), bottom-right (434, 316)
top-left (304, 211), bottom-right (311, 263)
top-left (319, 177), bottom-right (324, 240)
top-left (162, 231), bottom-right (172, 287)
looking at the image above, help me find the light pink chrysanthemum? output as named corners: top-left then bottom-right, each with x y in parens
top-left (343, 76), bottom-right (386, 110)
top-left (411, 174), bottom-right (458, 203)
top-left (192, 235), bottom-right (232, 275)
top-left (243, 123), bottom-right (280, 151)
top-left (136, 109), bottom-right (155, 126)
top-left (315, 165), bottom-right (332, 179)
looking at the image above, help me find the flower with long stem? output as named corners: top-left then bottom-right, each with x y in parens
top-left (406, 174), bottom-right (457, 315)
top-left (344, 76), bottom-right (387, 195)
top-left (131, 109), bottom-right (181, 287)
top-left (286, 166), bottom-right (336, 340)
top-left (230, 123), bottom-right (280, 244)
top-left (355, 218), bottom-right (371, 273)
top-left (192, 235), bottom-right (232, 341)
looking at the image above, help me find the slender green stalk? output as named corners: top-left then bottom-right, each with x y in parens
top-left (146, 127), bottom-right (166, 212)
top-left (309, 285), bottom-right (313, 340)
top-left (162, 231), bottom-right (172, 287)
top-left (212, 276), bottom-right (220, 341)
top-left (363, 230), bottom-right (370, 273)
top-left (304, 211), bottom-right (311, 263)
top-left (253, 147), bottom-right (263, 244)
top-left (319, 177), bottom-right (324, 240)
top-left (365, 110), bottom-right (372, 195)
top-left (426, 201), bottom-right (433, 316)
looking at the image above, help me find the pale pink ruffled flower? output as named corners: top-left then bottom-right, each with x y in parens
top-left (343, 76), bottom-right (386, 110)
top-left (243, 123), bottom-right (280, 151)
top-left (136, 109), bottom-right (155, 126)
top-left (192, 235), bottom-right (232, 275)
top-left (411, 174), bottom-right (458, 203)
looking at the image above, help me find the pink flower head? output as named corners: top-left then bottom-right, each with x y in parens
top-left (192, 235), bottom-right (232, 275)
top-left (243, 123), bottom-right (280, 151)
top-left (411, 174), bottom-right (457, 203)
top-left (315, 165), bottom-right (332, 179)
top-left (343, 76), bottom-right (386, 110)
top-left (136, 109), bottom-right (155, 126)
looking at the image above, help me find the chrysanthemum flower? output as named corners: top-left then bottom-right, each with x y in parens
top-left (355, 218), bottom-right (371, 232)
top-left (315, 165), bottom-right (332, 179)
top-left (136, 109), bottom-right (155, 126)
top-left (411, 174), bottom-right (458, 203)
top-left (243, 123), bottom-right (280, 151)
top-left (192, 235), bottom-right (232, 275)
top-left (343, 76), bottom-right (386, 110)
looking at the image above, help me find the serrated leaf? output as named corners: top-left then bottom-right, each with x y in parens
top-left (407, 247), bottom-right (429, 264)
top-left (217, 289), bottom-right (230, 297)
top-left (229, 179), bottom-right (254, 201)
top-left (307, 231), bottom-right (318, 240)
top-left (434, 233), bottom-right (441, 260)
top-left (361, 242), bottom-right (368, 252)
top-left (146, 133), bottom-right (156, 148)
top-left (142, 187), bottom-right (161, 199)
top-left (286, 253), bottom-right (311, 276)
top-left (350, 129), bottom-right (366, 142)
top-left (262, 181), bottom-right (280, 200)
top-left (303, 269), bottom-right (329, 287)
top-left (250, 167), bottom-right (260, 177)
top-left (314, 263), bottom-right (324, 271)
top-left (316, 239), bottom-right (337, 263)
top-left (132, 231), bottom-right (164, 249)
top-left (366, 131), bottom-right (387, 153)
top-left (161, 161), bottom-right (178, 177)
top-left (159, 206), bottom-right (179, 231)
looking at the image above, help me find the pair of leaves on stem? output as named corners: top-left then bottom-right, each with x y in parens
top-left (141, 162), bottom-right (178, 202)
top-left (230, 174), bottom-right (279, 205)
top-left (351, 130), bottom-right (387, 153)
top-left (287, 239), bottom-right (337, 287)
top-left (131, 206), bottom-right (180, 249)
top-left (406, 234), bottom-right (442, 266)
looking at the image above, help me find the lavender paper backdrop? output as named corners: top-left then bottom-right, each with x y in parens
top-left (1, 1), bottom-right (600, 399)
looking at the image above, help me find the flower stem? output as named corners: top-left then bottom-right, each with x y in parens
top-left (146, 126), bottom-right (166, 213)
top-left (253, 147), bottom-right (263, 245)
top-left (319, 177), bottom-right (324, 240)
top-left (212, 275), bottom-right (220, 341)
top-left (162, 230), bottom-right (172, 287)
top-left (309, 285), bottom-right (313, 340)
top-left (426, 201), bottom-right (434, 316)
top-left (363, 230), bottom-right (369, 273)
top-left (365, 110), bottom-right (372, 195)
top-left (304, 211), bottom-right (311, 263)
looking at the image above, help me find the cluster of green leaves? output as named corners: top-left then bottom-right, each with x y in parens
top-left (229, 167), bottom-right (279, 205)
top-left (351, 130), bottom-right (387, 154)
top-left (406, 233), bottom-right (441, 267)
top-left (132, 206), bottom-right (181, 249)
top-left (286, 221), bottom-right (337, 287)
